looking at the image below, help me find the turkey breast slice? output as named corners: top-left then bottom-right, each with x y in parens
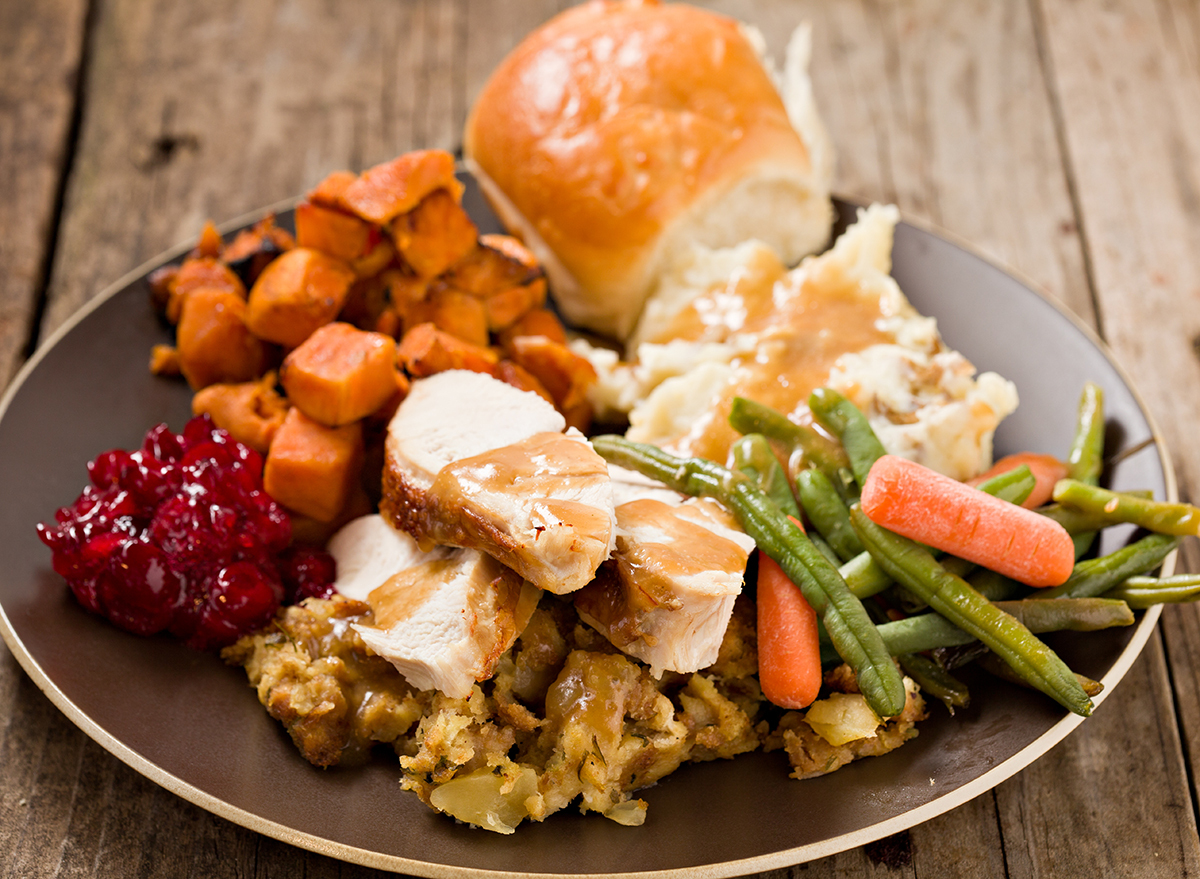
top-left (327, 514), bottom-right (540, 699)
top-left (327, 514), bottom-right (453, 602)
top-left (381, 370), bottom-right (617, 595)
top-left (574, 497), bottom-right (757, 678)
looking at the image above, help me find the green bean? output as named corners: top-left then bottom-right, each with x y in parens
top-left (976, 652), bottom-right (1104, 699)
top-left (808, 532), bottom-right (845, 567)
top-left (1052, 479), bottom-right (1200, 537)
top-left (839, 550), bottom-right (893, 599)
top-left (1067, 382), bottom-right (1106, 485)
top-left (898, 653), bottom-right (970, 714)
top-left (728, 396), bottom-right (850, 479)
top-left (827, 598), bottom-right (1134, 658)
top-left (808, 387), bottom-right (887, 489)
top-left (967, 567), bottom-right (1027, 602)
top-left (849, 506), bottom-right (1094, 715)
top-left (731, 434), bottom-right (801, 520)
top-left (1103, 574), bottom-right (1200, 609)
top-left (976, 465), bottom-right (1036, 506)
top-left (592, 435), bottom-right (907, 717)
top-left (1039, 533), bottom-right (1180, 599)
top-left (795, 468), bottom-right (864, 561)
top-left (1063, 382), bottom-right (1105, 556)
top-left (731, 434), bottom-right (842, 565)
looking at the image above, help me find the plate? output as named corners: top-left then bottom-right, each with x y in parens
top-left (0, 180), bottom-right (1176, 877)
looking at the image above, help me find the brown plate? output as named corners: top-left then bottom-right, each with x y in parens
top-left (0, 179), bottom-right (1176, 877)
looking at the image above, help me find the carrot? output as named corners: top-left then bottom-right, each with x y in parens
top-left (861, 454), bottom-right (1075, 588)
top-left (756, 518), bottom-right (822, 710)
top-left (968, 452), bottom-right (1069, 509)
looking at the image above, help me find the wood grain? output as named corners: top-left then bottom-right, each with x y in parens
top-left (2, 0), bottom-right (1200, 876)
top-left (0, 0), bottom-right (89, 385)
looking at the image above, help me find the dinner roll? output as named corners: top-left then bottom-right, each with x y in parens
top-left (463, 0), bottom-right (834, 342)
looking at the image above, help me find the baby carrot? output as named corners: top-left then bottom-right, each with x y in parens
top-left (968, 452), bottom-right (1069, 509)
top-left (861, 455), bottom-right (1076, 588)
top-left (757, 544), bottom-right (823, 709)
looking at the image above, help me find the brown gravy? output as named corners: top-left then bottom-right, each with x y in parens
top-left (647, 256), bottom-right (897, 462)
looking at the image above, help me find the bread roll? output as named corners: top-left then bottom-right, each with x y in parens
top-left (463, 0), bottom-right (833, 342)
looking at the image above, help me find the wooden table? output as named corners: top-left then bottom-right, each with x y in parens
top-left (3, 1), bottom-right (1200, 875)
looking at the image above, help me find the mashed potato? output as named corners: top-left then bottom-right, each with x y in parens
top-left (575, 204), bottom-right (1018, 481)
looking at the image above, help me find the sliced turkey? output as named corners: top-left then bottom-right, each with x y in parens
top-left (380, 370), bottom-right (616, 595)
top-left (328, 514), bottom-right (540, 699)
top-left (327, 513), bottom-right (453, 602)
top-left (574, 497), bottom-right (756, 678)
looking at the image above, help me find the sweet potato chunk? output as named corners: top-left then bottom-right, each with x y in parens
top-left (264, 407), bottom-right (364, 522)
top-left (149, 344), bottom-right (180, 377)
top-left (508, 335), bottom-right (597, 431)
top-left (350, 237), bottom-right (395, 279)
top-left (166, 257), bottom-right (246, 324)
top-left (193, 221), bottom-right (224, 259)
top-left (192, 372), bottom-right (290, 453)
top-left (176, 288), bottom-right (270, 390)
top-left (222, 215), bottom-right (294, 287)
top-left (280, 322), bottom-right (399, 426)
top-left (493, 360), bottom-right (554, 405)
top-left (440, 238), bottom-right (546, 330)
top-left (396, 322), bottom-right (498, 377)
top-left (339, 150), bottom-right (462, 225)
top-left (496, 308), bottom-right (568, 350)
top-left (307, 170), bottom-right (359, 209)
top-left (389, 189), bottom-right (478, 278)
top-left (405, 285), bottom-right (489, 347)
top-left (441, 239), bottom-right (541, 298)
top-left (295, 202), bottom-right (375, 263)
top-left (245, 247), bottom-right (356, 348)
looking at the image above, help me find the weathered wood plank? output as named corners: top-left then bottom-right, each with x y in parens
top-left (1038, 0), bottom-right (1200, 870)
top-left (0, 0), bottom-right (88, 384)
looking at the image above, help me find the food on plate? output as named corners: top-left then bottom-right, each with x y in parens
top-left (36, 417), bottom-right (336, 650)
top-left (573, 496), bottom-right (757, 677)
top-left (463, 0), bottom-right (834, 341)
top-left (32, 0), bottom-right (1200, 832)
top-left (380, 370), bottom-right (616, 594)
top-left (352, 544), bottom-right (540, 700)
top-left (579, 205), bottom-right (1020, 478)
top-left (860, 454), bottom-right (1076, 588)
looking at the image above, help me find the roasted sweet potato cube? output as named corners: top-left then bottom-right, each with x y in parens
top-left (307, 170), bottom-right (359, 209)
top-left (193, 221), bottom-right (224, 259)
top-left (496, 308), bottom-right (569, 350)
top-left (176, 288), bottom-right (270, 390)
top-left (148, 344), bottom-right (181, 377)
top-left (441, 239), bottom-right (541, 297)
top-left (295, 201), bottom-right (375, 262)
top-left (389, 189), bottom-right (478, 279)
top-left (482, 278), bottom-right (547, 331)
top-left (351, 236), bottom-right (395, 279)
top-left (280, 322), bottom-right (399, 426)
top-left (396, 322), bottom-right (498, 377)
top-left (222, 215), bottom-right (294, 287)
top-left (478, 233), bottom-right (539, 268)
top-left (264, 407), bottom-right (364, 522)
top-left (340, 150), bottom-right (462, 225)
top-left (245, 247), bottom-right (356, 348)
top-left (508, 335), bottom-right (597, 414)
top-left (288, 483), bottom-right (375, 547)
top-left (191, 372), bottom-right (289, 453)
top-left (405, 284), bottom-right (489, 347)
top-left (148, 264), bottom-right (179, 315)
top-left (339, 273), bottom-right (392, 331)
top-left (493, 360), bottom-right (554, 405)
top-left (166, 257), bottom-right (246, 324)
